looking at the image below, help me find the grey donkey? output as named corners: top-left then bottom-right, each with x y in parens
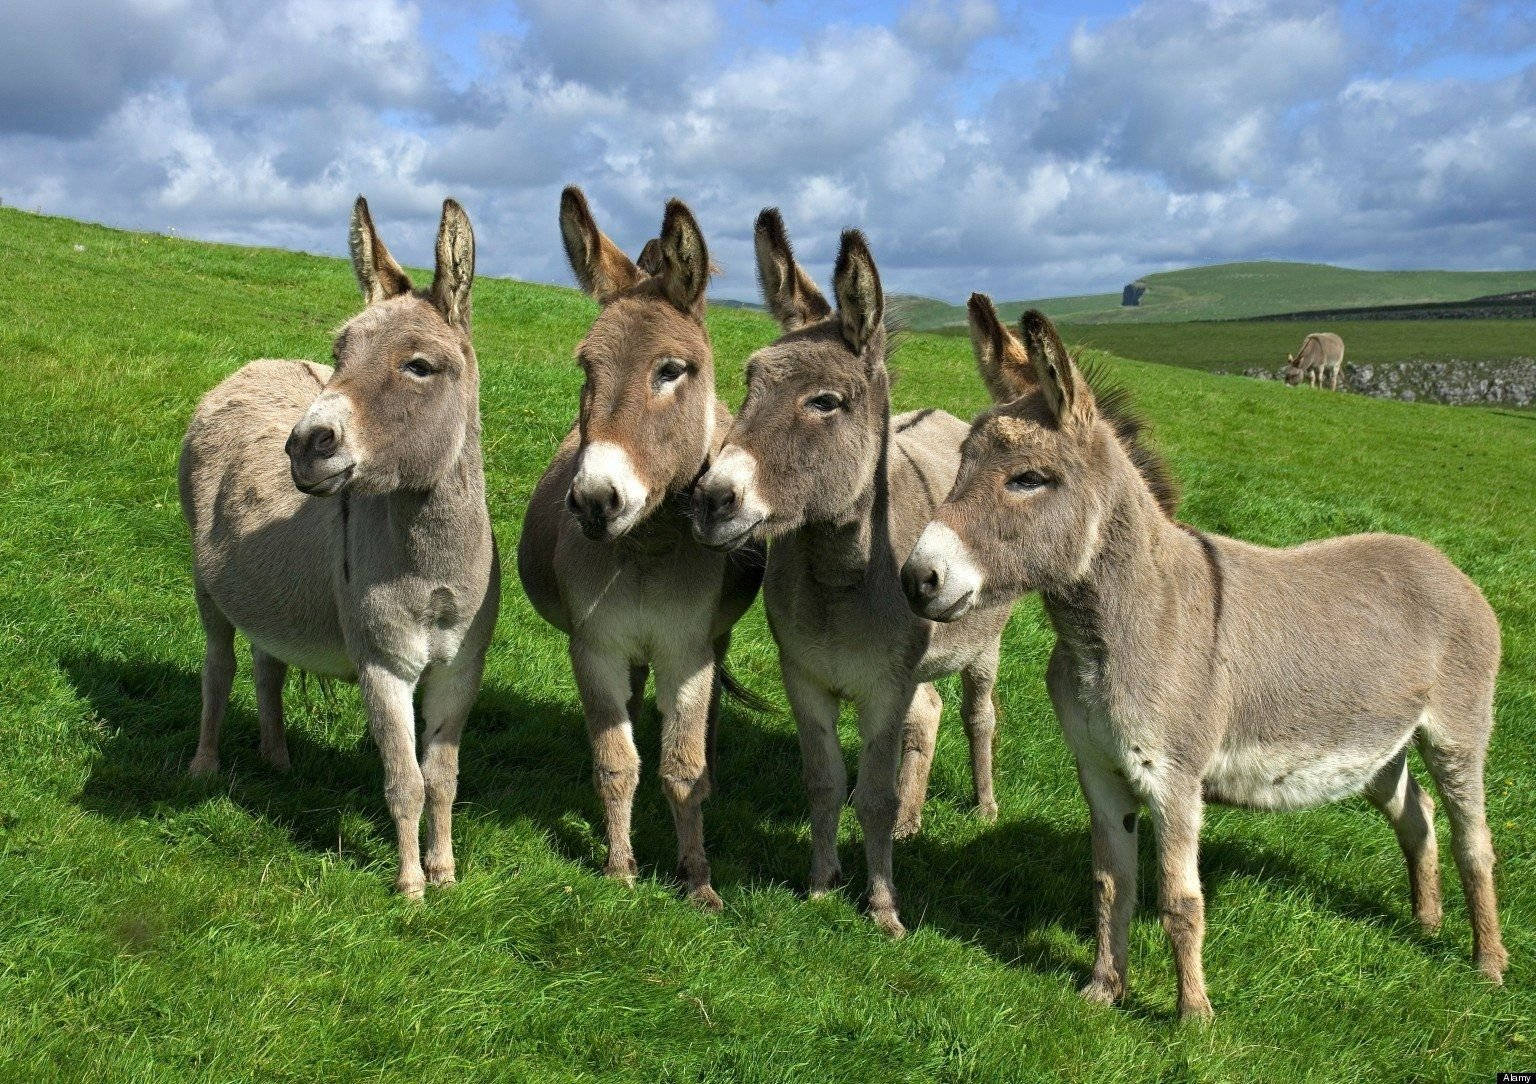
top-left (690, 213), bottom-right (1013, 937)
top-left (180, 196), bottom-right (501, 899)
top-left (518, 188), bottom-right (763, 910)
top-left (1284, 331), bottom-right (1345, 390)
top-left (903, 306), bottom-right (1505, 1018)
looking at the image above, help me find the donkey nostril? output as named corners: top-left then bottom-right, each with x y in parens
top-left (308, 425), bottom-right (337, 456)
top-left (603, 484), bottom-right (621, 512)
top-left (921, 568), bottom-right (941, 597)
top-left (711, 488), bottom-right (737, 517)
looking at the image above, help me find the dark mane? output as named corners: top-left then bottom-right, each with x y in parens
top-left (1077, 354), bottom-right (1180, 517)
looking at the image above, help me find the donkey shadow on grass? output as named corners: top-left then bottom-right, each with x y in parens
top-left (68, 651), bottom-right (1452, 991)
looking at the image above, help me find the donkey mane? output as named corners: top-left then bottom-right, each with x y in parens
top-left (1077, 355), bottom-right (1179, 518)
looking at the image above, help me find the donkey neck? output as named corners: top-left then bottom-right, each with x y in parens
top-left (798, 382), bottom-right (894, 590)
top-left (346, 418), bottom-right (491, 587)
top-left (1042, 478), bottom-right (1210, 697)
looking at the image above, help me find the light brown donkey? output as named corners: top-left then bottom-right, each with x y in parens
top-left (902, 307), bottom-right (1505, 1018)
top-left (181, 197), bottom-right (500, 899)
top-left (690, 213), bottom-right (1012, 937)
top-left (1283, 331), bottom-right (1345, 389)
top-left (517, 188), bottom-right (763, 909)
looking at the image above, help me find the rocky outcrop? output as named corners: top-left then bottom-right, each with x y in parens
top-left (1244, 359), bottom-right (1536, 406)
top-left (1122, 281), bottom-right (1146, 307)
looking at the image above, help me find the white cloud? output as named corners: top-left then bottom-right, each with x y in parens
top-left (1, 0), bottom-right (1534, 306)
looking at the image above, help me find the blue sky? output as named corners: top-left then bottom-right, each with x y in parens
top-left (2, 0), bottom-right (1534, 303)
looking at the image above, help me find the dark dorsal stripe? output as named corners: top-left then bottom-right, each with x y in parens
top-left (1179, 523), bottom-right (1223, 648)
top-left (340, 492), bottom-right (351, 583)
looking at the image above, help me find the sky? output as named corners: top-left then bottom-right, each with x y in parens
top-left (3, 0), bottom-right (1534, 304)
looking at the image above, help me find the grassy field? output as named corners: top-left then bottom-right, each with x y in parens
top-left (893, 261), bottom-right (1536, 328)
top-left (2, 206), bottom-right (1535, 1081)
top-left (1031, 319), bottom-right (1536, 374)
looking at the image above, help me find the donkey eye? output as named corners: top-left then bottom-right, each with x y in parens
top-left (1006, 470), bottom-right (1050, 493)
top-left (806, 393), bottom-right (843, 414)
top-left (653, 358), bottom-right (688, 390)
top-left (402, 357), bottom-right (434, 378)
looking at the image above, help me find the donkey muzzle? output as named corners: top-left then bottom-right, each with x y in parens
top-left (902, 522), bottom-right (982, 623)
top-left (287, 395), bottom-right (357, 497)
top-left (569, 441), bottom-right (648, 542)
top-left (689, 445), bottom-right (766, 549)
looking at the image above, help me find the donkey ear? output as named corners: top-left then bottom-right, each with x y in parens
top-left (429, 198), bottom-right (475, 328)
top-left (635, 238), bottom-right (664, 276)
top-left (655, 199), bottom-right (710, 316)
top-left (349, 195), bottom-right (413, 305)
top-left (754, 208), bottom-right (831, 331)
top-left (559, 186), bottom-right (641, 304)
top-left (832, 229), bottom-right (883, 357)
top-left (1020, 310), bottom-right (1091, 427)
top-left (968, 293), bottom-right (1034, 403)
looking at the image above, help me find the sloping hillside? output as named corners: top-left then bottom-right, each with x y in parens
top-left (1, 207), bottom-right (1533, 1082)
top-left (894, 261), bottom-right (1536, 328)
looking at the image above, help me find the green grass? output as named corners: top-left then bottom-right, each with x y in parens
top-left (895, 261), bottom-right (1536, 328)
top-left (1033, 319), bottom-right (1536, 374)
top-left (2, 206), bottom-right (1535, 1081)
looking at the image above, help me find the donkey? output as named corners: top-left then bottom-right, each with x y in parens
top-left (690, 213), bottom-right (1012, 937)
top-left (180, 196), bottom-right (500, 899)
top-left (902, 307), bottom-right (1506, 1018)
top-left (517, 188), bottom-right (763, 910)
top-left (1283, 331), bottom-right (1345, 390)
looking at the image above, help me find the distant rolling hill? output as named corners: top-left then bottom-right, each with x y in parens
top-left (891, 261), bottom-right (1536, 329)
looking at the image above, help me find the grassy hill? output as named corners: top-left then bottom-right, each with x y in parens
top-left (1035, 319), bottom-right (1536, 374)
top-left (2, 207), bottom-right (1534, 1081)
top-left (894, 261), bottom-right (1536, 328)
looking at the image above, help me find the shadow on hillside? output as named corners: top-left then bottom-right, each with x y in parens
top-left (67, 651), bottom-right (1450, 1004)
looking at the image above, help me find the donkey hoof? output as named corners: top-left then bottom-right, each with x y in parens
top-left (604, 858), bottom-right (638, 887)
top-left (424, 858), bottom-right (457, 886)
top-left (808, 870), bottom-right (843, 900)
top-left (688, 884), bottom-right (724, 912)
top-left (1178, 995), bottom-right (1215, 1024)
top-left (260, 744), bottom-right (291, 771)
top-left (395, 876), bottom-right (426, 902)
top-left (1477, 950), bottom-right (1509, 984)
top-left (870, 908), bottom-right (907, 939)
top-left (892, 818), bottom-right (922, 841)
top-left (975, 799), bottom-right (999, 824)
top-left (1079, 977), bottom-right (1123, 1007)
top-left (188, 753), bottom-right (220, 777)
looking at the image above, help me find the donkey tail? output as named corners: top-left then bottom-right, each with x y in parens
top-left (718, 665), bottom-right (773, 713)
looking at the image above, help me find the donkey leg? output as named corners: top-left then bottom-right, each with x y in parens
top-left (894, 683), bottom-right (943, 840)
top-left (783, 663), bottom-right (846, 897)
top-left (419, 653), bottom-right (484, 887)
top-left (1150, 782), bottom-right (1212, 1021)
top-left (1420, 737), bottom-right (1507, 982)
top-left (1363, 750), bottom-right (1441, 930)
top-left (189, 590), bottom-right (235, 777)
top-left (655, 644), bottom-right (720, 909)
top-left (359, 664), bottom-right (426, 899)
top-left (571, 641), bottom-right (641, 884)
top-left (961, 653), bottom-right (1001, 822)
top-left (855, 683), bottom-right (917, 939)
top-left (1077, 759), bottom-right (1140, 1006)
top-left (251, 647), bottom-right (290, 771)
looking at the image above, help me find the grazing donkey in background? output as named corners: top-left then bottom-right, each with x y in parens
top-left (518, 188), bottom-right (763, 910)
top-left (902, 309), bottom-right (1505, 1018)
top-left (690, 213), bottom-right (1012, 937)
top-left (181, 197), bottom-right (500, 899)
top-left (1284, 331), bottom-right (1345, 389)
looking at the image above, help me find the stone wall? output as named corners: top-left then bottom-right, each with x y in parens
top-left (1243, 358), bottom-right (1536, 406)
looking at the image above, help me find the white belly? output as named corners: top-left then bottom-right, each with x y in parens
top-left (1201, 739), bottom-right (1406, 811)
